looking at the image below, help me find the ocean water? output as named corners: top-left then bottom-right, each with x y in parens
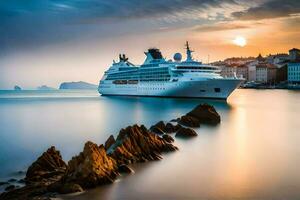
top-left (0, 89), bottom-right (300, 199)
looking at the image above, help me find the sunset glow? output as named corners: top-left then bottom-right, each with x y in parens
top-left (233, 36), bottom-right (247, 47)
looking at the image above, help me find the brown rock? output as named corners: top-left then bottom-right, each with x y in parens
top-left (187, 103), bottom-right (220, 125)
top-left (25, 146), bottom-right (67, 184)
top-left (149, 126), bottom-right (165, 135)
top-left (118, 164), bottom-right (134, 174)
top-left (58, 183), bottom-right (83, 194)
top-left (175, 127), bottom-right (198, 138)
top-left (150, 121), bottom-right (166, 135)
top-left (165, 123), bottom-right (182, 133)
top-left (109, 124), bottom-right (178, 165)
top-left (162, 134), bottom-right (174, 143)
top-left (179, 115), bottom-right (200, 127)
top-left (63, 141), bottom-right (118, 188)
top-left (104, 135), bottom-right (116, 150)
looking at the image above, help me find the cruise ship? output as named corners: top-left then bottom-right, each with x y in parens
top-left (98, 42), bottom-right (244, 99)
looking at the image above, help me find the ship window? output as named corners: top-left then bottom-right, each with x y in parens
top-left (214, 88), bottom-right (221, 93)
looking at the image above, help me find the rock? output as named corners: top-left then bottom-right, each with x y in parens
top-left (149, 126), bottom-right (165, 135)
top-left (170, 118), bottom-right (180, 122)
top-left (63, 141), bottom-right (118, 189)
top-left (14, 85), bottom-right (21, 90)
top-left (179, 115), bottom-right (200, 127)
top-left (0, 181), bottom-right (8, 186)
top-left (5, 185), bottom-right (15, 191)
top-left (150, 121), bottom-right (166, 135)
top-left (162, 134), bottom-right (174, 143)
top-left (7, 178), bottom-right (17, 182)
top-left (109, 124), bottom-right (178, 165)
top-left (26, 146), bottom-right (67, 184)
top-left (118, 164), bottom-right (134, 174)
top-left (59, 81), bottom-right (98, 90)
top-left (0, 184), bottom-right (48, 200)
top-left (165, 123), bottom-right (182, 133)
top-left (104, 135), bottom-right (116, 150)
top-left (175, 127), bottom-right (198, 138)
top-left (58, 183), bottom-right (83, 194)
top-left (186, 103), bottom-right (220, 125)
top-left (17, 179), bottom-right (26, 184)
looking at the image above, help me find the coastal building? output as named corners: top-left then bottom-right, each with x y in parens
top-left (220, 65), bottom-right (248, 80)
top-left (276, 65), bottom-right (287, 83)
top-left (255, 63), bottom-right (277, 84)
top-left (247, 60), bottom-right (258, 82)
top-left (288, 62), bottom-right (300, 84)
top-left (256, 65), bottom-right (268, 83)
top-left (236, 65), bottom-right (248, 80)
top-left (289, 48), bottom-right (300, 61)
top-left (266, 54), bottom-right (289, 68)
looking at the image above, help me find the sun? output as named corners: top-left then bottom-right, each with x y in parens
top-left (233, 36), bottom-right (247, 47)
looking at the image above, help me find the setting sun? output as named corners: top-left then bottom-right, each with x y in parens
top-left (233, 36), bottom-right (247, 47)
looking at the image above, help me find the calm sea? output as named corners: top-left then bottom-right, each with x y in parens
top-left (0, 89), bottom-right (300, 199)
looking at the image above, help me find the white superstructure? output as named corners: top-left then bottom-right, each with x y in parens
top-left (98, 42), bottom-right (244, 99)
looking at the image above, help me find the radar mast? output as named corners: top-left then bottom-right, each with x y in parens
top-left (185, 41), bottom-right (194, 62)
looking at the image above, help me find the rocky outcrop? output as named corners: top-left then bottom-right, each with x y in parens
top-left (162, 134), bottom-right (175, 143)
top-left (186, 104), bottom-right (220, 125)
top-left (109, 124), bottom-right (178, 165)
top-left (1, 147), bottom-right (67, 200)
top-left (104, 135), bottom-right (116, 150)
top-left (175, 127), bottom-right (198, 138)
top-left (179, 115), bottom-right (200, 127)
top-left (25, 146), bottom-right (67, 184)
top-left (59, 81), bottom-right (98, 90)
top-left (1, 103), bottom-right (223, 199)
top-left (63, 142), bottom-right (118, 188)
top-left (118, 164), bottom-right (134, 174)
top-left (150, 121), bottom-right (182, 134)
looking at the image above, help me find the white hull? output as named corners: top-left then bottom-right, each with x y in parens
top-left (99, 78), bottom-right (243, 99)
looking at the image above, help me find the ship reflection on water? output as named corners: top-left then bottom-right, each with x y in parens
top-left (0, 89), bottom-right (300, 199)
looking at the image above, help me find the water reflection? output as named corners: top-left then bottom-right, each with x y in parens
top-left (1, 89), bottom-right (300, 199)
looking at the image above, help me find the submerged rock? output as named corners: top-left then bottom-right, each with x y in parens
top-left (175, 127), bottom-right (198, 138)
top-left (109, 124), bottom-right (178, 165)
top-left (63, 141), bottom-right (118, 189)
top-left (25, 146), bottom-right (67, 184)
top-left (186, 103), bottom-right (220, 125)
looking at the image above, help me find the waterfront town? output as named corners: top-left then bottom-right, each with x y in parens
top-left (214, 48), bottom-right (300, 89)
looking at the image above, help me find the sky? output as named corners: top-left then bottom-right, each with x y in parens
top-left (0, 0), bottom-right (300, 89)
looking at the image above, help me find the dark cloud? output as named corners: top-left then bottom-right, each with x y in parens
top-left (0, 0), bottom-right (238, 55)
top-left (232, 0), bottom-right (300, 20)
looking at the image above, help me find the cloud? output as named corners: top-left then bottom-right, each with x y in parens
top-left (232, 0), bottom-right (300, 20)
top-left (193, 22), bottom-right (250, 32)
top-left (0, 0), bottom-right (239, 55)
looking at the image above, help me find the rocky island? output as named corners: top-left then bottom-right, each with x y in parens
top-left (0, 103), bottom-right (220, 200)
top-left (59, 81), bottom-right (98, 90)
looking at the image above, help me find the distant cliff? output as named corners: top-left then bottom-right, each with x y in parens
top-left (59, 81), bottom-right (98, 90)
top-left (37, 85), bottom-right (56, 90)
